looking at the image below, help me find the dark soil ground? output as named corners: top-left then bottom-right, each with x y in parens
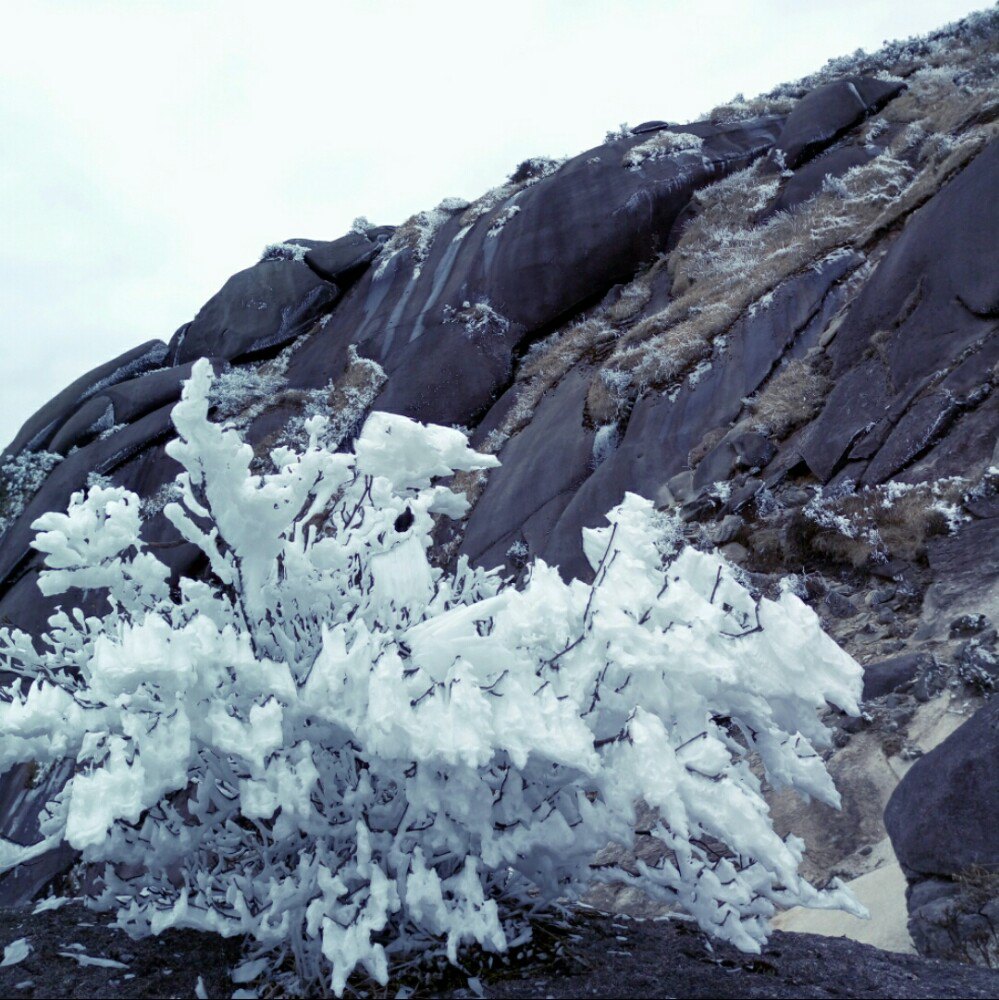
top-left (2, 902), bottom-right (998, 999)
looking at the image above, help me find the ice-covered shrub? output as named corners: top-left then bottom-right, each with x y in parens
top-left (793, 478), bottom-right (969, 567)
top-left (0, 360), bottom-right (864, 996)
top-left (208, 365), bottom-right (288, 420)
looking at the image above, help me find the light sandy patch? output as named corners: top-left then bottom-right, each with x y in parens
top-left (772, 838), bottom-right (915, 954)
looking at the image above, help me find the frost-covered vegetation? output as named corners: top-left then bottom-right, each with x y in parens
top-left (793, 478), bottom-right (970, 567)
top-left (373, 197), bottom-right (470, 280)
top-left (703, 6), bottom-right (998, 123)
top-left (745, 355), bottom-right (831, 440)
top-left (0, 361), bottom-right (866, 996)
top-left (441, 300), bottom-right (511, 340)
top-left (208, 365), bottom-right (288, 421)
top-left (0, 450), bottom-right (63, 536)
top-left (468, 11), bottom-right (996, 475)
top-left (622, 130), bottom-right (704, 170)
top-left (259, 242), bottom-right (309, 263)
top-left (457, 157), bottom-right (565, 232)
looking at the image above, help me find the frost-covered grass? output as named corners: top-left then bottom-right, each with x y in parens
top-left (208, 366), bottom-right (288, 421)
top-left (442, 301), bottom-right (511, 340)
top-left (272, 345), bottom-right (387, 455)
top-left (745, 355), bottom-right (831, 440)
top-left (795, 478), bottom-right (970, 567)
top-left (0, 360), bottom-right (865, 997)
top-left (603, 144), bottom-right (919, 396)
top-left (599, 11), bottom-right (995, 404)
top-left (622, 131), bottom-right (704, 170)
top-left (486, 203), bottom-right (521, 238)
top-left (703, 6), bottom-right (997, 124)
top-left (374, 197), bottom-right (470, 280)
top-left (0, 450), bottom-right (62, 536)
top-left (478, 319), bottom-right (618, 464)
top-left (259, 242), bottom-right (309, 263)
top-left (457, 157), bottom-right (564, 232)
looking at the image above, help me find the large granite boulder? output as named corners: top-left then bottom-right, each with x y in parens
top-left (2, 340), bottom-right (168, 458)
top-left (168, 258), bottom-right (339, 364)
top-left (885, 701), bottom-right (999, 965)
top-left (886, 700), bottom-right (999, 877)
top-left (773, 76), bottom-right (904, 169)
top-left (800, 139), bottom-right (999, 484)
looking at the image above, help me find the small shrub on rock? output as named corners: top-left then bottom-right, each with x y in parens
top-left (0, 360), bottom-right (865, 995)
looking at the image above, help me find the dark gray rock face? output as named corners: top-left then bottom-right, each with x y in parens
top-left (773, 76), bottom-right (904, 169)
top-left (862, 652), bottom-right (932, 701)
top-left (885, 700), bottom-right (999, 870)
top-left (766, 142), bottom-right (876, 215)
top-left (800, 139), bottom-right (999, 485)
top-left (461, 369), bottom-right (596, 570)
top-left (3, 902), bottom-right (999, 1000)
top-left (280, 230), bottom-right (391, 284)
top-left (507, 252), bottom-right (856, 581)
top-left (169, 258), bottom-right (340, 364)
top-left (47, 361), bottom-right (202, 455)
top-left (279, 116), bottom-right (784, 430)
top-left (886, 701), bottom-right (999, 967)
top-left (2, 340), bottom-right (168, 459)
top-left (905, 876), bottom-right (999, 967)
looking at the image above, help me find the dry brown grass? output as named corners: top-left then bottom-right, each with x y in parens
top-left (793, 480), bottom-right (967, 567)
top-left (483, 319), bottom-right (615, 455)
top-left (443, 10), bottom-right (997, 506)
top-left (605, 276), bottom-right (653, 325)
top-left (745, 356), bottom-right (831, 439)
top-left (599, 60), bottom-right (997, 403)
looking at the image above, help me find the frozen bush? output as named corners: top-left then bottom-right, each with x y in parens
top-left (0, 360), bottom-right (864, 995)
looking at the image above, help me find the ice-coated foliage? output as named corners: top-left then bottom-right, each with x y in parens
top-left (441, 301), bottom-right (511, 340)
top-left (0, 360), bottom-right (865, 995)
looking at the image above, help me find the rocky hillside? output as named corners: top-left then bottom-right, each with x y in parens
top-left (1, 5), bottom-right (997, 986)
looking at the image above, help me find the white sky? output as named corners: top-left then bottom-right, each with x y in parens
top-left (0, 0), bottom-right (986, 450)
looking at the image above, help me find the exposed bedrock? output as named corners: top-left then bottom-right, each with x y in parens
top-left (771, 76), bottom-right (905, 170)
top-left (885, 701), bottom-right (999, 966)
top-left (800, 138), bottom-right (999, 485)
top-left (2, 340), bottom-right (169, 460)
top-left (277, 116), bottom-right (785, 430)
top-left (462, 252), bottom-right (858, 579)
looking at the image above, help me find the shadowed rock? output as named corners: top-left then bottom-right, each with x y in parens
top-left (2, 340), bottom-right (168, 458)
top-left (773, 76), bottom-right (904, 169)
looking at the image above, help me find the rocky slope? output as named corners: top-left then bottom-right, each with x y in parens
top-left (1, 6), bottom-right (997, 989)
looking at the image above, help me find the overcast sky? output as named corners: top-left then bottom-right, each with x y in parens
top-left (0, 0), bottom-right (986, 450)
